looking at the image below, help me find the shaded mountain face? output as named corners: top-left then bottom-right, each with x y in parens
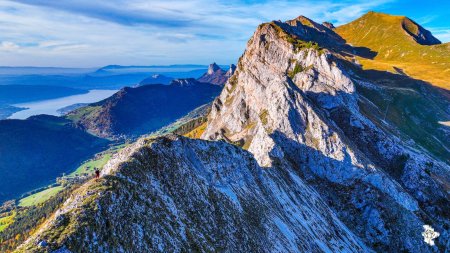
top-left (0, 115), bottom-right (109, 202)
top-left (15, 12), bottom-right (450, 253)
top-left (66, 80), bottom-right (221, 138)
top-left (336, 11), bottom-right (449, 89)
top-left (197, 63), bottom-right (229, 86)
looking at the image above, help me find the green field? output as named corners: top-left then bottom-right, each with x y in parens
top-left (18, 186), bottom-right (64, 207)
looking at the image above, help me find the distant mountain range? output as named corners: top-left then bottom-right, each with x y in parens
top-left (0, 64), bottom-right (228, 89)
top-left (138, 74), bottom-right (173, 86)
top-left (0, 64), bottom-right (232, 119)
top-left (0, 65), bottom-right (228, 203)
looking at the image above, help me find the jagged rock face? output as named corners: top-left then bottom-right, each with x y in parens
top-left (197, 63), bottom-right (228, 86)
top-left (202, 18), bottom-right (449, 252)
top-left (17, 136), bottom-right (369, 253)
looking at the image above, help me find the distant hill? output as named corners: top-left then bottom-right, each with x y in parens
top-left (336, 11), bottom-right (450, 89)
top-left (66, 79), bottom-right (222, 138)
top-left (0, 115), bottom-right (109, 202)
top-left (138, 74), bottom-right (173, 86)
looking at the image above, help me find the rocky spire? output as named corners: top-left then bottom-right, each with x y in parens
top-left (225, 64), bottom-right (236, 77)
top-left (197, 62), bottom-right (228, 86)
top-left (207, 62), bottom-right (221, 74)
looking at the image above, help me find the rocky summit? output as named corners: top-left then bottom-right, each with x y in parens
top-left (197, 63), bottom-right (229, 86)
top-left (14, 12), bottom-right (450, 253)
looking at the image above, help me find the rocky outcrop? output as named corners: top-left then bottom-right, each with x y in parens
top-left (202, 17), bottom-right (449, 252)
top-left (197, 63), bottom-right (228, 86)
top-left (401, 17), bottom-right (441, 45)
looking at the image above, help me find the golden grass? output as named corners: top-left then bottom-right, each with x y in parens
top-left (184, 122), bottom-right (207, 139)
top-left (336, 11), bottom-right (450, 90)
top-left (358, 59), bottom-right (450, 89)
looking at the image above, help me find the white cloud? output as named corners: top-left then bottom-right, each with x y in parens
top-left (0, 41), bottom-right (20, 51)
top-left (430, 28), bottom-right (450, 43)
top-left (0, 0), bottom-right (397, 67)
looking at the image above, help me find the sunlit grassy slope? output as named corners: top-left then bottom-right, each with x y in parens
top-left (184, 122), bottom-right (207, 139)
top-left (336, 11), bottom-right (450, 89)
top-left (18, 186), bottom-right (63, 207)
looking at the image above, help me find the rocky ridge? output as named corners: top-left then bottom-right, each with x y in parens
top-left (18, 135), bottom-right (371, 252)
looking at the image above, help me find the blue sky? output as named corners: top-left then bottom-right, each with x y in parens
top-left (0, 0), bottom-right (448, 67)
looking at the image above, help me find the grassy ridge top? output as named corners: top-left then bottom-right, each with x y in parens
top-left (336, 11), bottom-right (450, 89)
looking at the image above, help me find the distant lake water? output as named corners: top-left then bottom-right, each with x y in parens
top-left (8, 89), bottom-right (117, 119)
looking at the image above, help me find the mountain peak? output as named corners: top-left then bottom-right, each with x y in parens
top-left (197, 63), bottom-right (229, 85)
top-left (335, 11), bottom-right (449, 88)
top-left (207, 62), bottom-right (221, 74)
top-left (352, 11), bottom-right (441, 45)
